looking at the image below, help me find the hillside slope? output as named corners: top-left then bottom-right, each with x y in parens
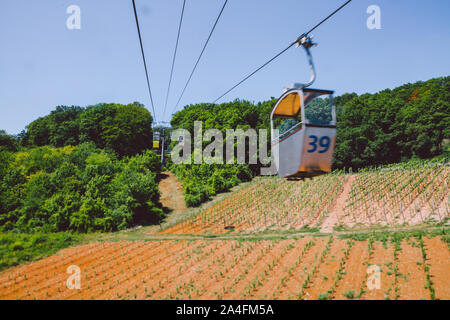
top-left (1, 233), bottom-right (448, 300)
top-left (161, 159), bottom-right (449, 235)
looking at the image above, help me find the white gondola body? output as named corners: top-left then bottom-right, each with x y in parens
top-left (271, 88), bottom-right (336, 178)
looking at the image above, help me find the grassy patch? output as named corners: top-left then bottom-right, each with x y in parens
top-left (317, 292), bottom-right (331, 300)
top-left (0, 232), bottom-right (80, 271)
top-left (333, 225), bottom-right (349, 232)
top-left (296, 226), bottom-right (320, 233)
top-left (343, 290), bottom-right (355, 300)
top-left (338, 228), bottom-right (449, 242)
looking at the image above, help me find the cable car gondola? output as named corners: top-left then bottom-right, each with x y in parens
top-left (153, 131), bottom-right (161, 150)
top-left (271, 36), bottom-right (337, 178)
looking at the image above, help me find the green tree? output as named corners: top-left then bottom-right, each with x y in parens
top-left (79, 103), bottom-right (153, 157)
top-left (0, 130), bottom-right (19, 152)
top-left (22, 103), bottom-right (154, 157)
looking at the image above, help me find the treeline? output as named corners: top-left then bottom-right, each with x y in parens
top-left (2, 77), bottom-right (447, 168)
top-left (20, 102), bottom-right (154, 157)
top-left (0, 143), bottom-right (163, 233)
top-left (333, 77), bottom-right (449, 168)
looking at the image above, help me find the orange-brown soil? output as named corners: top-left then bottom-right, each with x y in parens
top-left (320, 175), bottom-right (356, 233)
top-left (275, 237), bottom-right (329, 300)
top-left (158, 172), bottom-right (187, 215)
top-left (334, 240), bottom-right (369, 300)
top-left (302, 238), bottom-right (349, 300)
top-left (423, 237), bottom-right (450, 300)
top-left (1, 236), bottom-right (448, 300)
top-left (396, 239), bottom-right (430, 300)
top-left (361, 241), bottom-right (395, 300)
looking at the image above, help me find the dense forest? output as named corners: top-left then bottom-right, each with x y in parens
top-left (334, 77), bottom-right (449, 168)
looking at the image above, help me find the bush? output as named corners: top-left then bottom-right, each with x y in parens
top-left (0, 144), bottom-right (163, 233)
top-left (170, 162), bottom-right (252, 207)
top-left (0, 232), bottom-right (79, 270)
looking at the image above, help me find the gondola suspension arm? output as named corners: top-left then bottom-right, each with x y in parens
top-left (289, 36), bottom-right (317, 90)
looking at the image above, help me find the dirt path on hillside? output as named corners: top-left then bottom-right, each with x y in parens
top-left (143, 172), bottom-right (187, 235)
top-left (320, 175), bottom-right (356, 233)
top-left (158, 172), bottom-right (187, 215)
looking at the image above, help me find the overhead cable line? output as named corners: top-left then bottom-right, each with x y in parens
top-left (132, 0), bottom-right (157, 122)
top-left (162, 0), bottom-right (187, 121)
top-left (212, 0), bottom-right (352, 104)
top-left (184, 0), bottom-right (352, 123)
top-left (212, 43), bottom-right (294, 104)
top-left (170, 0), bottom-right (229, 117)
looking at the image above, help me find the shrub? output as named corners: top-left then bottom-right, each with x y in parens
top-left (170, 162), bottom-right (252, 207)
top-left (0, 232), bottom-right (79, 270)
top-left (0, 144), bottom-right (163, 232)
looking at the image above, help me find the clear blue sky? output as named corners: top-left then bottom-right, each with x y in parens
top-left (1, 0), bottom-right (449, 134)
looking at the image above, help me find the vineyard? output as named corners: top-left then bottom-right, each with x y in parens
top-left (0, 233), bottom-right (448, 300)
top-left (0, 159), bottom-right (448, 300)
top-left (1, 0), bottom-right (449, 302)
top-left (162, 160), bottom-right (449, 235)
